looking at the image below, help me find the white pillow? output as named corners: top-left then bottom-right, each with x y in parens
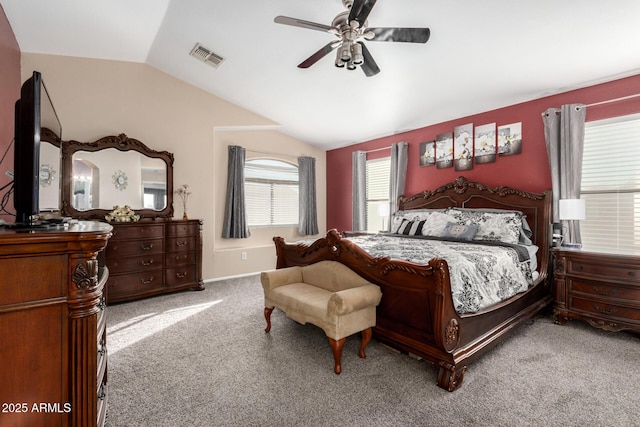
top-left (421, 211), bottom-right (457, 237)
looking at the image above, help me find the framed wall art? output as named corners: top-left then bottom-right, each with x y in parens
top-left (419, 141), bottom-right (435, 166)
top-left (498, 122), bottom-right (522, 156)
top-left (435, 132), bottom-right (453, 169)
top-left (474, 123), bottom-right (497, 164)
top-left (454, 123), bottom-right (473, 171)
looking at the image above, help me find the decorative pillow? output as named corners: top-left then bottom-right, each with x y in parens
top-left (442, 223), bottom-right (478, 241)
top-left (395, 218), bottom-right (426, 236)
top-left (390, 209), bottom-right (446, 233)
top-left (446, 208), bottom-right (523, 245)
top-left (421, 211), bottom-right (458, 237)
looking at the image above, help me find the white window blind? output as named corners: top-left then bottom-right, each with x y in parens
top-left (366, 157), bottom-right (390, 232)
top-left (580, 113), bottom-right (640, 255)
top-left (245, 159), bottom-right (298, 227)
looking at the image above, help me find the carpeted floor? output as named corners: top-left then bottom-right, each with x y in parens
top-left (105, 275), bottom-right (640, 427)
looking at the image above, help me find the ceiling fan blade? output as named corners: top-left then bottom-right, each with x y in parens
top-left (298, 42), bottom-right (338, 68)
top-left (358, 42), bottom-right (380, 77)
top-left (368, 27), bottom-right (431, 43)
top-left (348, 0), bottom-right (378, 27)
top-left (274, 15), bottom-right (333, 33)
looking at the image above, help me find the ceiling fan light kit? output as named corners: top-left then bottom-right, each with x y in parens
top-left (274, 0), bottom-right (430, 77)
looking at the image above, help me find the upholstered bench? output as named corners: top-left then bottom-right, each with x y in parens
top-left (261, 260), bottom-right (382, 374)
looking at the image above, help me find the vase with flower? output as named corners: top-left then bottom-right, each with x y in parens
top-left (175, 184), bottom-right (192, 220)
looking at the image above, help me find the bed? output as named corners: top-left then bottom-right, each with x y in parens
top-left (272, 176), bottom-right (553, 391)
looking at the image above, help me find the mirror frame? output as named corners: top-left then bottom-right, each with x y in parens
top-left (60, 133), bottom-right (174, 220)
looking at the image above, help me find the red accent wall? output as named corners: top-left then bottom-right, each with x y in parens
top-left (327, 74), bottom-right (640, 232)
top-left (0, 5), bottom-right (21, 222)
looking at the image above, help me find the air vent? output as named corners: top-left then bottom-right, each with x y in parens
top-left (189, 43), bottom-right (225, 68)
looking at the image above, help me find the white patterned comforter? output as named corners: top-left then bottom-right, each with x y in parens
top-left (346, 234), bottom-right (536, 314)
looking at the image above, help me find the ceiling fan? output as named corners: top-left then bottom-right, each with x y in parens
top-left (274, 0), bottom-right (430, 77)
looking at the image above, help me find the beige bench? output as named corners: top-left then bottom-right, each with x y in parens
top-left (261, 260), bottom-right (382, 374)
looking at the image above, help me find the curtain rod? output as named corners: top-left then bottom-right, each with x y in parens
top-left (363, 145), bottom-right (392, 154)
top-left (545, 93), bottom-right (640, 115)
top-left (585, 93), bottom-right (640, 108)
top-left (246, 149), bottom-right (300, 162)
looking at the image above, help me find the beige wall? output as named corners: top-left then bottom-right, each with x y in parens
top-left (21, 53), bottom-right (326, 280)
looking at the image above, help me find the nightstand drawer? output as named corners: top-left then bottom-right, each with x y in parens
top-left (569, 279), bottom-right (640, 303)
top-left (567, 259), bottom-right (639, 281)
top-left (570, 296), bottom-right (640, 322)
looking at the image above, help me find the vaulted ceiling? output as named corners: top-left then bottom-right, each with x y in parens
top-left (3, 0), bottom-right (640, 150)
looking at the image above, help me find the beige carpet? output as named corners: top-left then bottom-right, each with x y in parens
top-left (105, 275), bottom-right (640, 427)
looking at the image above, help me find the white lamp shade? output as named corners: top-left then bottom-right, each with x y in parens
top-left (559, 199), bottom-right (586, 220)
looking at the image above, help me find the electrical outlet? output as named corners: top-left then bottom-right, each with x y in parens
top-left (241, 251), bottom-right (247, 260)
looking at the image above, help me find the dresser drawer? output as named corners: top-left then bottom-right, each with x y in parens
top-left (570, 296), bottom-right (640, 322)
top-left (167, 236), bottom-right (197, 252)
top-left (107, 253), bottom-right (164, 274)
top-left (567, 259), bottom-right (640, 281)
top-left (165, 265), bottom-right (197, 286)
top-left (106, 238), bottom-right (164, 258)
top-left (166, 222), bottom-right (199, 237)
top-left (165, 250), bottom-right (197, 268)
top-left (569, 278), bottom-right (640, 303)
top-left (0, 255), bottom-right (66, 304)
top-left (110, 223), bottom-right (164, 241)
top-left (107, 269), bottom-right (164, 294)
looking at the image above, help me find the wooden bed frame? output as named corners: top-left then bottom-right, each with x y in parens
top-left (273, 177), bottom-right (553, 391)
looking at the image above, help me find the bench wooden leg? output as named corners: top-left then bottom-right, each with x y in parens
top-left (264, 307), bottom-right (274, 333)
top-left (328, 337), bottom-right (346, 374)
top-left (359, 327), bottom-right (372, 359)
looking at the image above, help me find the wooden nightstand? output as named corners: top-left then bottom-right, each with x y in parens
top-left (552, 247), bottom-right (640, 333)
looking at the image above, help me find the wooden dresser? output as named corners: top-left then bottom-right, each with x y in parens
top-left (105, 219), bottom-right (203, 304)
top-left (0, 221), bottom-right (112, 427)
top-left (552, 248), bottom-right (640, 333)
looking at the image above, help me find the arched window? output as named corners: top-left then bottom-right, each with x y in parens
top-left (245, 159), bottom-right (299, 227)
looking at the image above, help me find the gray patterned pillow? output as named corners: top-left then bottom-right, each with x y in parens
top-left (447, 208), bottom-right (523, 245)
top-left (442, 223), bottom-right (478, 241)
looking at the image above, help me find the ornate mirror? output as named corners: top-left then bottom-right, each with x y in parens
top-left (61, 133), bottom-right (174, 220)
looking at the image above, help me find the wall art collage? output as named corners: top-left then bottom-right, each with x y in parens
top-left (419, 122), bottom-right (522, 170)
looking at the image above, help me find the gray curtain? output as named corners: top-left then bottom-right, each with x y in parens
top-left (222, 145), bottom-right (250, 238)
top-left (298, 156), bottom-right (318, 236)
top-left (352, 150), bottom-right (367, 231)
top-left (388, 142), bottom-right (408, 231)
top-left (543, 104), bottom-right (586, 244)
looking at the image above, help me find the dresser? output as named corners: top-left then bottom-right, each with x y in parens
top-left (105, 219), bottom-right (203, 304)
top-left (552, 248), bottom-right (640, 333)
top-left (0, 221), bottom-right (112, 427)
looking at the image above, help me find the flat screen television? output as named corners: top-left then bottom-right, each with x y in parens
top-left (13, 71), bottom-right (62, 226)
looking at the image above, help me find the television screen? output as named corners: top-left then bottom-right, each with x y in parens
top-left (13, 71), bottom-right (62, 225)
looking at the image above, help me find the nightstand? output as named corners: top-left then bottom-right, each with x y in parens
top-left (552, 247), bottom-right (640, 333)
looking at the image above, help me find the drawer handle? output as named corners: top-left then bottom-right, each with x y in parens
top-left (629, 271), bottom-right (636, 277)
top-left (98, 385), bottom-right (106, 401)
top-left (98, 338), bottom-right (106, 356)
top-left (140, 243), bottom-right (154, 250)
top-left (140, 259), bottom-right (154, 266)
top-left (175, 254), bottom-right (188, 261)
top-left (97, 296), bottom-right (106, 310)
top-left (176, 240), bottom-right (188, 247)
top-left (176, 271), bottom-right (188, 279)
top-left (575, 265), bottom-right (583, 271)
top-left (592, 304), bottom-right (618, 315)
top-left (140, 276), bottom-right (155, 285)
top-left (591, 286), bottom-right (617, 296)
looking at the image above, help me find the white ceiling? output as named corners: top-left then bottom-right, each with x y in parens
top-left (3, 0), bottom-right (640, 150)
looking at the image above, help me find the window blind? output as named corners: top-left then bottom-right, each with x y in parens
top-left (366, 157), bottom-right (390, 232)
top-left (245, 159), bottom-right (298, 226)
top-left (580, 113), bottom-right (640, 255)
